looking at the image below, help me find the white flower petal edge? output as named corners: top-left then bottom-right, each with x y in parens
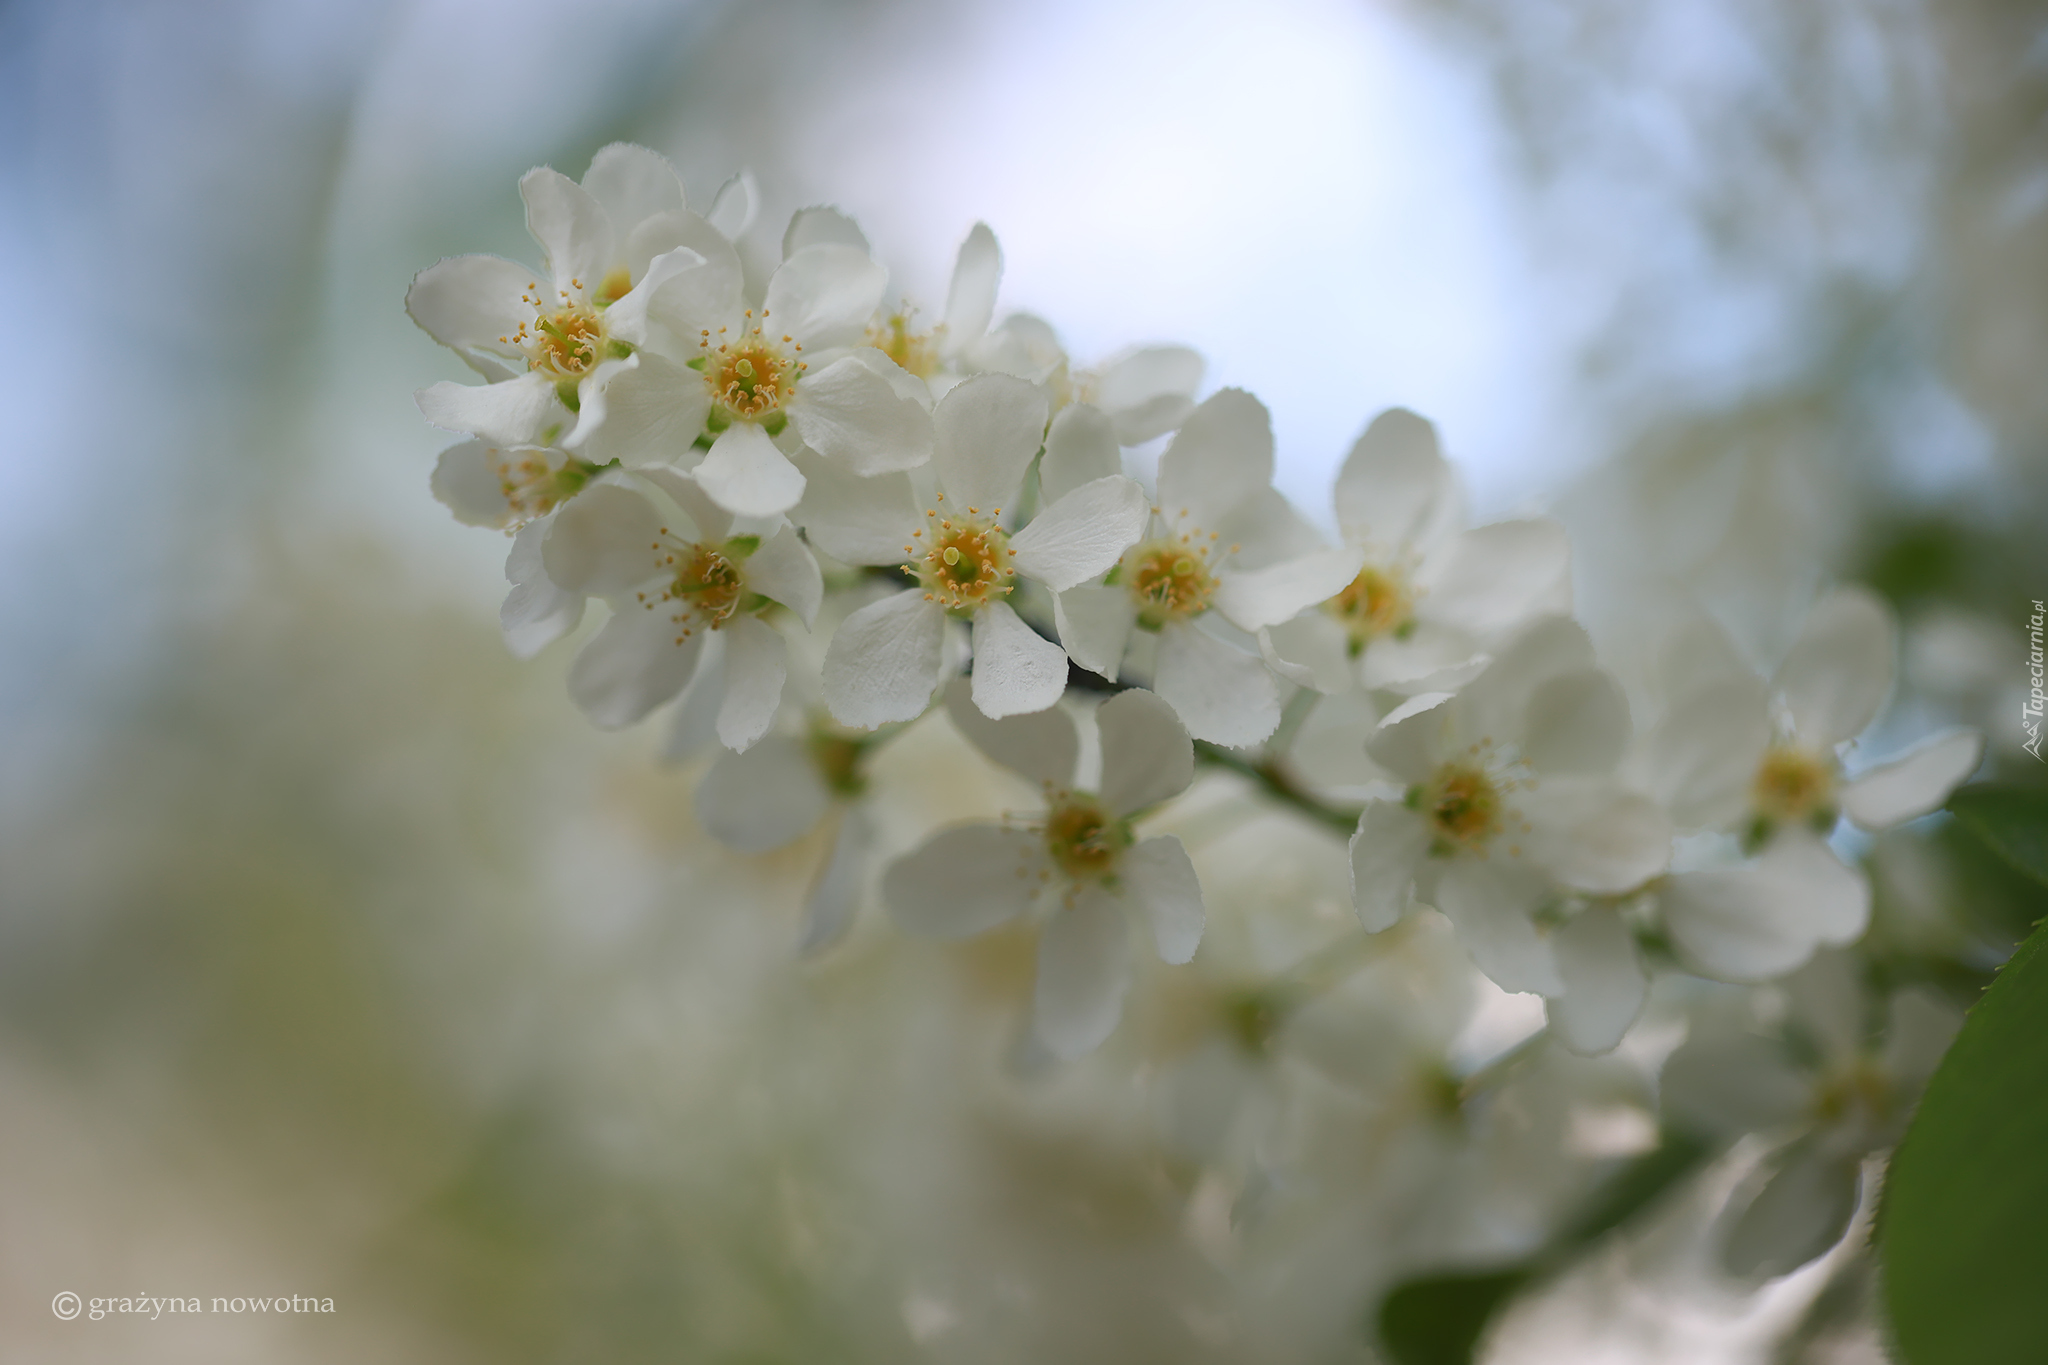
top-left (801, 808), bottom-right (874, 957)
top-left (971, 601), bottom-right (1071, 719)
top-left (696, 734), bottom-right (832, 854)
top-left (695, 423), bottom-right (807, 518)
top-left (824, 591), bottom-right (948, 728)
top-left (1034, 887), bottom-right (1133, 1059)
top-left (1053, 587), bottom-right (1136, 682)
top-left (1840, 727), bottom-right (1984, 829)
top-left (1039, 403), bottom-right (1122, 506)
top-left (1772, 585), bottom-right (1896, 745)
top-left (942, 677), bottom-right (1079, 787)
top-left (502, 523), bottom-right (584, 659)
top-left (1349, 799), bottom-right (1429, 932)
top-left (1009, 476), bottom-right (1152, 592)
top-left (1154, 621), bottom-right (1283, 748)
top-left (933, 373), bottom-right (1048, 512)
top-left (1431, 859), bottom-right (1562, 996)
top-left (884, 825), bottom-right (1049, 939)
top-left (1123, 836), bottom-right (1204, 965)
top-left (1662, 832), bottom-right (1871, 983)
top-left (1546, 907), bottom-right (1647, 1056)
top-left (1097, 689), bottom-right (1194, 816)
top-left (567, 607), bottom-right (708, 729)
top-left (714, 617), bottom-right (789, 752)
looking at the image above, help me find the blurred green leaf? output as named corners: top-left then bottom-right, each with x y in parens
top-left (1373, 1133), bottom-right (1710, 1364)
top-left (1378, 1269), bottom-right (1530, 1365)
top-left (1949, 785), bottom-right (2048, 889)
top-left (1880, 916), bottom-right (2048, 1364)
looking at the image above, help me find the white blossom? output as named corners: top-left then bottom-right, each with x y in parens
top-left (812, 374), bottom-right (1151, 725)
top-left (1259, 408), bottom-right (1571, 696)
top-left (881, 684), bottom-right (1204, 1058)
top-left (1348, 616), bottom-right (1672, 1053)
top-left (410, 145), bottom-right (731, 451)
top-left (1052, 389), bottom-right (1365, 746)
top-left (581, 210), bottom-right (935, 518)
top-left (538, 471), bottom-right (822, 749)
top-left (1661, 951), bottom-right (1961, 1278)
top-left (1634, 587), bottom-right (1984, 982)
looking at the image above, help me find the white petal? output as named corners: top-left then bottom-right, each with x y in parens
top-left (1773, 586), bottom-right (1896, 744)
top-left (1124, 836), bottom-right (1204, 964)
top-left (942, 675), bottom-right (1078, 786)
top-left (636, 465), bottom-right (730, 541)
top-left (559, 354), bottom-right (638, 449)
top-left (580, 143), bottom-right (684, 235)
top-left (1092, 345), bottom-right (1204, 444)
top-left (661, 637), bottom-right (725, 764)
top-left (1364, 692), bottom-right (1456, 785)
top-left (823, 591), bottom-right (946, 727)
top-left (567, 605), bottom-right (706, 728)
top-left (541, 483), bottom-right (664, 596)
top-left (1546, 908), bottom-right (1646, 1056)
top-left (790, 450), bottom-right (921, 565)
top-left (431, 440), bottom-right (516, 527)
top-left (1417, 520), bottom-right (1573, 638)
top-left (1637, 676), bottom-right (1773, 829)
top-left (1349, 799), bottom-right (1429, 931)
top-left (520, 167), bottom-right (613, 299)
top-left (1522, 667), bottom-right (1632, 774)
top-left (696, 423), bottom-right (805, 517)
top-left (782, 205), bottom-right (869, 257)
top-left (1333, 407), bottom-right (1452, 548)
top-left (1358, 620), bottom-right (1488, 694)
top-left (1432, 858), bottom-right (1562, 996)
top-left (1662, 833), bottom-right (1870, 982)
top-left (932, 373), bottom-right (1047, 512)
top-left (715, 617), bottom-right (787, 752)
top-left (1454, 616), bottom-right (1596, 749)
top-left (1840, 727), bottom-right (1983, 829)
top-left (1039, 403), bottom-right (1122, 506)
top-left (1524, 777), bottom-right (1671, 894)
top-left (1661, 1033), bottom-right (1812, 1136)
top-left (801, 808), bottom-right (872, 956)
top-left (1153, 620), bottom-right (1281, 747)
top-left (1034, 887), bottom-right (1133, 1058)
top-left (502, 522), bottom-right (583, 658)
top-left (1722, 1148), bottom-right (1861, 1280)
top-left (967, 312), bottom-right (1064, 383)
top-left (1156, 388), bottom-right (1274, 533)
top-left (705, 171), bottom-right (758, 240)
top-left (1260, 614), bottom-right (1354, 694)
top-left (1009, 475), bottom-right (1150, 591)
top-left (405, 254), bottom-right (530, 365)
top-left (1097, 688), bottom-right (1194, 815)
top-left (1053, 586), bottom-right (1136, 681)
top-left (765, 243), bottom-right (887, 350)
top-left (970, 601), bottom-right (1069, 718)
top-left (742, 523), bottom-right (823, 626)
top-left (645, 247), bottom-right (744, 342)
top-left (416, 374), bottom-right (563, 446)
top-left (695, 733), bottom-right (831, 853)
top-left (610, 229), bottom-right (705, 322)
top-left (884, 824), bottom-right (1048, 938)
top-left (1214, 546), bottom-right (1367, 632)
top-left (573, 352), bottom-right (710, 469)
top-left (942, 222), bottom-right (1001, 343)
top-left (792, 354), bottom-right (935, 476)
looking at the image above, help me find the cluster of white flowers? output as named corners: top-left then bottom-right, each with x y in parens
top-left (409, 147), bottom-right (1986, 1284)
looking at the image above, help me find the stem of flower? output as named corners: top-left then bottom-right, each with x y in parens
top-left (1192, 741), bottom-right (1362, 837)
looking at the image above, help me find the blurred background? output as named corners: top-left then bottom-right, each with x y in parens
top-left (1, 0), bottom-right (2043, 1359)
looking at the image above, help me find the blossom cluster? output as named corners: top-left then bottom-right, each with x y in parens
top-left (409, 146), bottom-right (1986, 1281)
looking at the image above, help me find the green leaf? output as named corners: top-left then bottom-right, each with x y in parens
top-left (1949, 784), bottom-right (2048, 889)
top-left (1377, 1269), bottom-right (1529, 1365)
top-left (1880, 916), bottom-right (2048, 1363)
